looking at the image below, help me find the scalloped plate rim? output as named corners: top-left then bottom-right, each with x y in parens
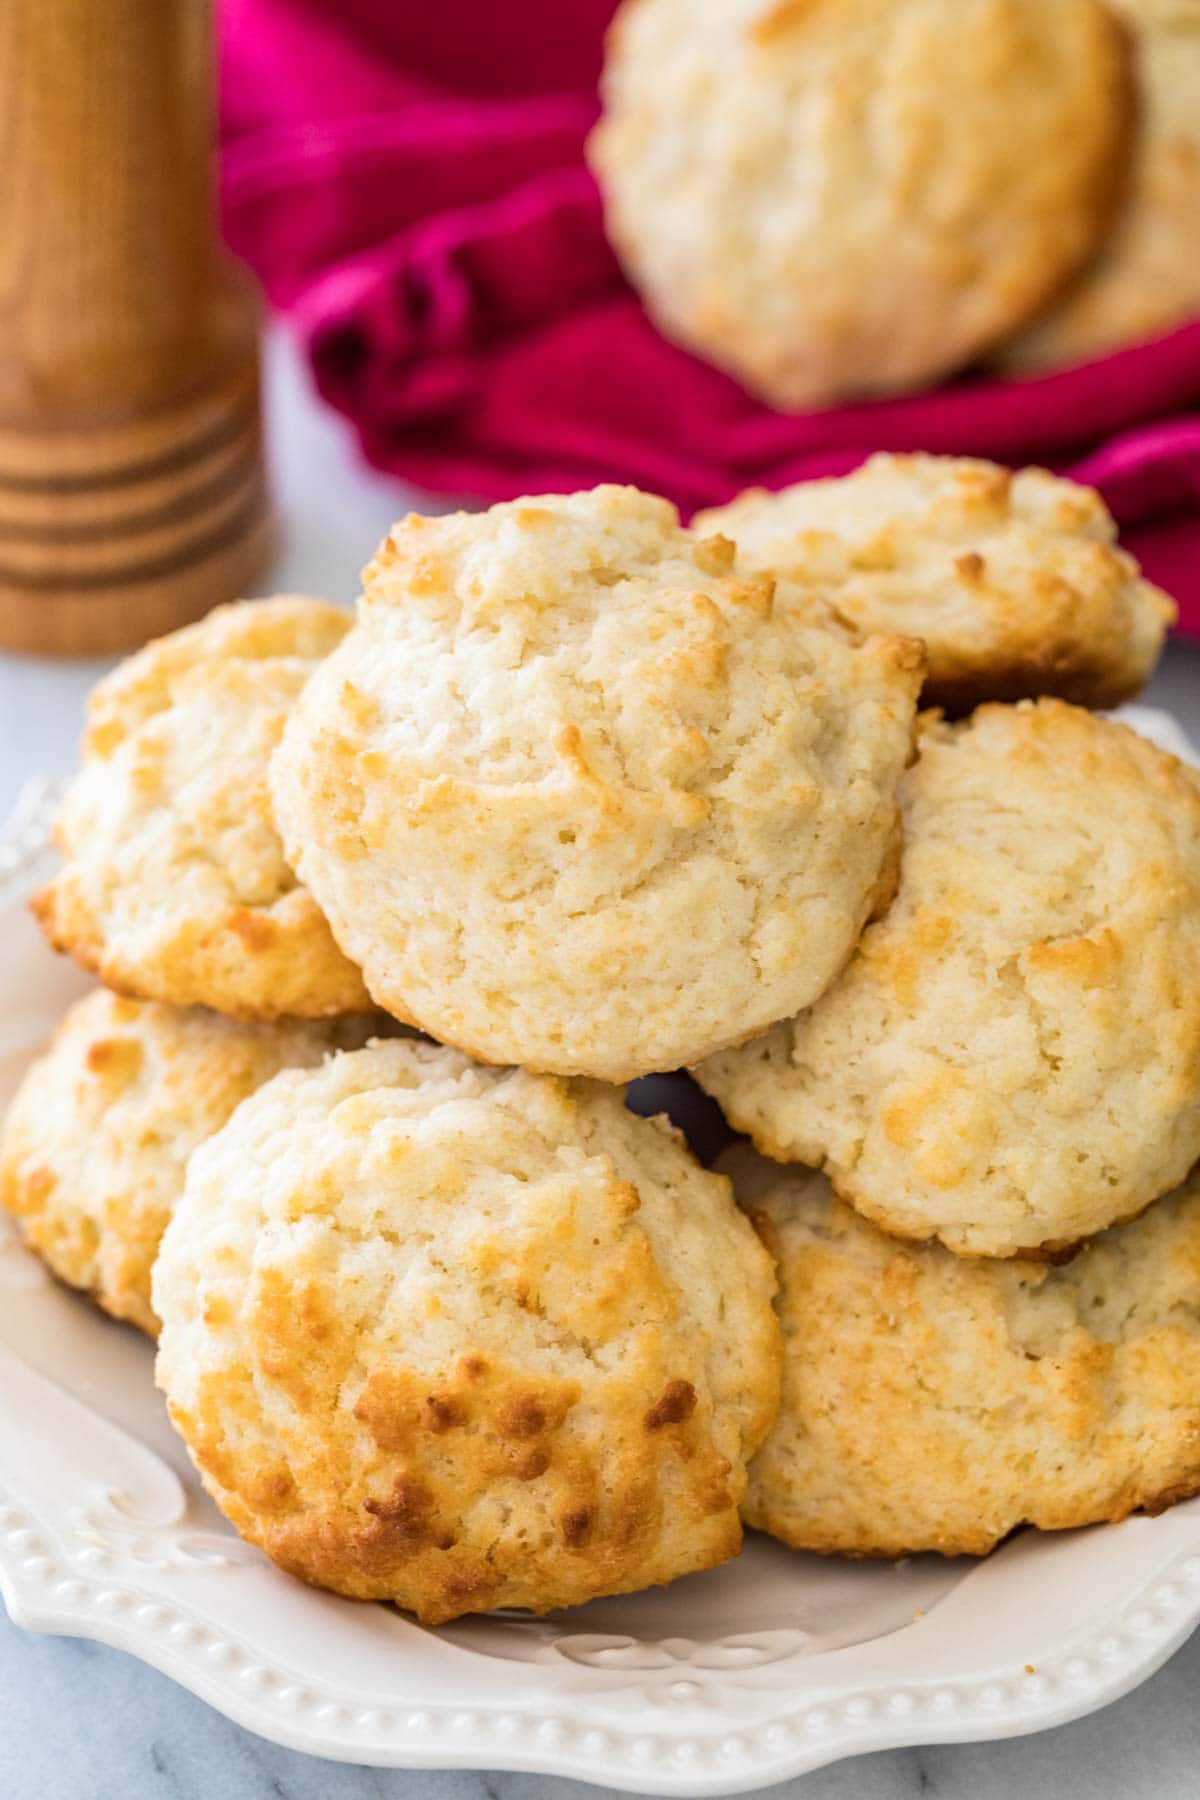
top-left (1, 1494), bottom-right (1199, 1795)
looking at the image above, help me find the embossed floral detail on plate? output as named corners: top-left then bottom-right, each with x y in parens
top-left (552, 1630), bottom-right (810, 1707)
top-left (69, 1476), bottom-right (260, 1576)
top-left (70, 1483), bottom-right (261, 1573)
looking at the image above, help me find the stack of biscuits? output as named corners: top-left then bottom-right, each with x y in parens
top-left (3, 457), bottom-right (1200, 1626)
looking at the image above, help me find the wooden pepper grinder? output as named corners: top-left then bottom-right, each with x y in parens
top-left (0, 0), bottom-right (273, 655)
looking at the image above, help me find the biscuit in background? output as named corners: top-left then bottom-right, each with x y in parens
top-left (153, 1040), bottom-right (782, 1622)
top-left (0, 989), bottom-right (382, 1336)
top-left (725, 1147), bottom-right (1200, 1557)
top-left (697, 701), bottom-right (1200, 1258)
top-left (589, 0), bottom-right (1131, 407)
top-left (271, 486), bottom-right (924, 1081)
top-left (33, 597), bottom-right (372, 1020)
top-left (698, 455), bottom-right (1175, 712)
top-left (999, 0), bottom-right (1200, 372)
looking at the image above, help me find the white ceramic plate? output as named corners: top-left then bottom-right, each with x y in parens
top-left (2, 707), bottom-right (1199, 1798)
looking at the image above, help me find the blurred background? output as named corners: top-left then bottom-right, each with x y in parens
top-left (216, 0), bottom-right (1200, 626)
top-left (0, 0), bottom-right (1198, 665)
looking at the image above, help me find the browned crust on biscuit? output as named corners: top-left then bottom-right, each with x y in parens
top-left (34, 596), bottom-right (371, 1021)
top-left (33, 882), bottom-right (370, 1021)
top-left (700, 457), bottom-right (1175, 715)
top-left (274, 491), bottom-right (925, 1078)
top-left (173, 1339), bottom-right (744, 1623)
top-left (729, 1153), bottom-right (1200, 1558)
top-left (698, 700), bottom-right (1200, 1258)
top-left (0, 990), bottom-right (383, 1335)
top-left (153, 1047), bottom-right (781, 1621)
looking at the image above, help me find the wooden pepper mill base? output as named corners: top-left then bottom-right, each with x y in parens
top-left (0, 348), bottom-right (272, 657)
top-left (0, 0), bottom-right (274, 657)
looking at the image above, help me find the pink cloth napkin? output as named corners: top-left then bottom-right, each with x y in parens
top-left (220, 0), bottom-right (1200, 634)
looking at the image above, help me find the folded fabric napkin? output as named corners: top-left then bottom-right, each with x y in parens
top-left (219, 0), bottom-right (1200, 633)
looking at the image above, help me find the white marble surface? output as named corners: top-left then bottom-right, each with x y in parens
top-left (0, 329), bottom-right (1198, 1800)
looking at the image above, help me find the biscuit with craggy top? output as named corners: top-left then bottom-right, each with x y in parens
top-left (697, 456), bottom-right (1175, 712)
top-left (152, 1039), bottom-right (782, 1622)
top-left (725, 1148), bottom-right (1200, 1557)
top-left (1000, 0), bottom-right (1200, 371)
top-left (0, 989), bottom-right (381, 1336)
top-left (33, 597), bottom-right (371, 1019)
top-left (588, 0), bottom-right (1131, 407)
top-left (270, 486), bottom-right (923, 1081)
top-left (696, 701), bottom-right (1200, 1258)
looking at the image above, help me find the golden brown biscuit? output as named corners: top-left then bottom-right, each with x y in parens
top-left (1000, 0), bottom-right (1200, 371)
top-left (33, 597), bottom-right (371, 1020)
top-left (153, 1040), bottom-right (782, 1622)
top-left (589, 0), bottom-right (1131, 407)
top-left (726, 1147), bottom-right (1200, 1557)
top-left (271, 487), bottom-right (923, 1081)
top-left (698, 456), bottom-right (1175, 712)
top-left (697, 701), bottom-right (1200, 1258)
top-left (0, 989), bottom-right (380, 1336)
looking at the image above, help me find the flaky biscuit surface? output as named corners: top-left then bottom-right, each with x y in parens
top-left (697, 701), bottom-right (1200, 1257)
top-left (589, 0), bottom-right (1131, 406)
top-left (0, 990), bottom-right (379, 1335)
top-left (698, 456), bottom-right (1174, 712)
top-left (33, 596), bottom-right (371, 1020)
top-left (726, 1149), bottom-right (1200, 1557)
top-left (152, 1040), bottom-right (781, 1622)
top-left (270, 486), bottom-right (922, 1080)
